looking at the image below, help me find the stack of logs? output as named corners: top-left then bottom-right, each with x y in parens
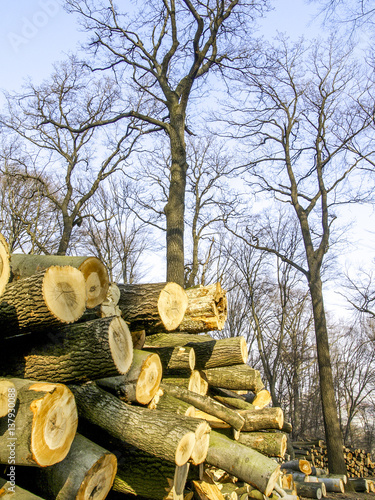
top-left (0, 234), bottom-right (296, 500)
top-left (293, 440), bottom-right (375, 479)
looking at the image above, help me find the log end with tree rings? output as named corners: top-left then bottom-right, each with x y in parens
top-left (108, 317), bottom-right (134, 375)
top-left (213, 282), bottom-right (228, 330)
top-left (175, 431), bottom-right (196, 466)
top-left (190, 420), bottom-right (211, 465)
top-left (76, 451), bottom-right (117, 500)
top-left (29, 382), bottom-right (78, 466)
top-left (78, 256), bottom-right (109, 309)
top-left (0, 379), bottom-right (17, 418)
top-left (157, 282), bottom-right (188, 331)
top-left (43, 266), bottom-right (87, 323)
top-left (0, 233), bottom-right (10, 298)
top-left (135, 352), bottom-right (162, 405)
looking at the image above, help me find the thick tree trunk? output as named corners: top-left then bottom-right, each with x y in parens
top-left (117, 282), bottom-right (188, 333)
top-left (237, 407), bottom-right (284, 432)
top-left (236, 432), bottom-right (287, 458)
top-left (309, 272), bottom-right (347, 475)
top-left (10, 254), bottom-right (109, 308)
top-left (96, 349), bottom-right (162, 405)
top-left (1, 317), bottom-right (133, 383)
top-left (0, 379), bottom-right (77, 467)
top-left (206, 430), bottom-right (280, 497)
top-left (0, 478), bottom-right (44, 499)
top-left (0, 266), bottom-right (86, 337)
top-left (201, 365), bottom-right (264, 393)
top-left (178, 283), bottom-right (228, 332)
top-left (70, 382), bottom-right (208, 466)
top-left (0, 233), bottom-right (10, 298)
top-left (143, 345), bottom-right (196, 374)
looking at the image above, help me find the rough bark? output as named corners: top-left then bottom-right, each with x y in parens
top-left (117, 282), bottom-right (188, 333)
top-left (143, 345), bottom-right (196, 374)
top-left (201, 365), bottom-right (264, 393)
top-left (236, 431), bottom-right (287, 458)
top-left (178, 283), bottom-right (228, 333)
top-left (70, 382), bottom-right (206, 466)
top-left (237, 407), bottom-right (284, 433)
top-left (0, 233), bottom-right (10, 298)
top-left (0, 379), bottom-right (77, 467)
top-left (206, 430), bottom-right (281, 497)
top-left (0, 266), bottom-right (86, 337)
top-left (1, 316), bottom-right (133, 383)
top-left (10, 254), bottom-right (109, 308)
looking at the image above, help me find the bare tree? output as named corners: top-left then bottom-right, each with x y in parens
top-left (0, 56), bottom-right (141, 255)
top-left (60, 0), bottom-right (269, 285)
top-left (222, 35), bottom-right (375, 473)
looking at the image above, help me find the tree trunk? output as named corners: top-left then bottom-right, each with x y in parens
top-left (206, 430), bottom-right (280, 497)
top-left (143, 345), bottom-right (196, 374)
top-left (0, 266), bottom-right (86, 337)
top-left (201, 365), bottom-right (264, 393)
top-left (237, 407), bottom-right (284, 432)
top-left (117, 282), bottom-right (188, 333)
top-left (96, 349), bottom-right (162, 405)
top-left (0, 379), bottom-right (77, 467)
top-left (70, 382), bottom-right (208, 466)
top-left (0, 233), bottom-right (10, 298)
top-left (1, 316), bottom-right (133, 383)
top-left (178, 283), bottom-right (228, 332)
top-left (10, 254), bottom-right (109, 308)
top-left (0, 478), bottom-right (44, 499)
top-left (160, 383), bottom-right (245, 432)
top-left (236, 432), bottom-right (287, 458)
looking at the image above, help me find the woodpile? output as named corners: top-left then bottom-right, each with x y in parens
top-left (292, 439), bottom-right (375, 478)
top-left (0, 236), bottom-right (293, 499)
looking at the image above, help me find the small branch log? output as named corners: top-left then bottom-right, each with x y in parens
top-left (201, 365), bottom-right (264, 393)
top-left (143, 345), bottom-right (196, 374)
top-left (236, 432), bottom-right (287, 458)
top-left (177, 283), bottom-right (227, 332)
top-left (160, 383), bottom-right (245, 432)
top-left (148, 390), bottom-right (196, 417)
top-left (0, 478), bottom-right (44, 499)
top-left (1, 316), bottom-right (133, 383)
top-left (209, 387), bottom-right (256, 411)
top-left (0, 233), bottom-right (10, 298)
top-left (10, 254), bottom-right (109, 308)
top-left (237, 408), bottom-right (284, 432)
top-left (117, 282), bottom-right (188, 333)
top-left (96, 349), bottom-right (162, 405)
top-left (70, 382), bottom-right (208, 466)
top-left (0, 266), bottom-right (86, 337)
top-left (0, 379), bottom-right (77, 466)
top-left (144, 332), bottom-right (214, 347)
top-left (206, 430), bottom-right (280, 497)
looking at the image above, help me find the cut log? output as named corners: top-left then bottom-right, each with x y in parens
top-left (99, 282), bottom-right (121, 317)
top-left (10, 254), bottom-right (109, 308)
top-left (349, 478), bottom-right (369, 492)
top-left (117, 282), bottom-right (188, 333)
top-left (193, 410), bottom-right (231, 429)
top-left (191, 476), bottom-right (226, 500)
top-left (0, 266), bottom-right (86, 338)
top-left (96, 349), bottom-right (162, 405)
top-left (131, 329), bottom-right (146, 350)
top-left (162, 370), bottom-right (204, 395)
top-left (21, 433), bottom-right (117, 500)
top-left (209, 387), bottom-right (256, 411)
top-left (0, 478), bottom-right (44, 499)
top-left (177, 283), bottom-right (227, 333)
top-left (237, 407), bottom-right (284, 432)
top-left (294, 481), bottom-right (325, 499)
top-left (0, 379), bottom-right (17, 418)
top-left (0, 379), bottom-right (77, 467)
top-left (0, 233), bottom-right (10, 298)
top-left (236, 431), bottom-right (287, 458)
top-left (144, 332), bottom-right (214, 347)
top-left (281, 459), bottom-right (312, 475)
top-left (1, 316), bottom-right (133, 383)
top-left (201, 365), bottom-right (264, 393)
top-left (160, 383), bottom-right (245, 432)
top-left (148, 390), bottom-right (196, 417)
top-left (143, 345), bottom-right (196, 374)
top-left (70, 382), bottom-right (209, 466)
top-left (310, 476), bottom-right (344, 493)
top-left (245, 389), bottom-right (272, 409)
top-left (206, 430), bottom-right (280, 497)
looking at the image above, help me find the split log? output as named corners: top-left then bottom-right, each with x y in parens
top-left (70, 382), bottom-right (210, 466)
top-left (0, 379), bottom-right (16, 418)
top-left (191, 476), bottom-right (226, 500)
top-left (206, 430), bottom-right (280, 497)
top-left (10, 254), bottom-right (109, 308)
top-left (1, 316), bottom-right (133, 383)
top-left (237, 407), bottom-right (284, 433)
top-left (117, 282), bottom-right (188, 333)
top-left (0, 233), bottom-right (10, 298)
top-left (0, 266), bottom-right (86, 338)
top-left (0, 379), bottom-right (77, 467)
top-left (143, 345), bottom-right (196, 374)
top-left (96, 349), bottom-right (162, 405)
top-left (294, 481), bottom-right (325, 499)
top-left (236, 432), bottom-right (287, 458)
top-left (20, 433), bottom-right (117, 500)
top-left (148, 390), bottom-right (196, 417)
top-left (0, 478), bottom-right (44, 499)
top-left (177, 283), bottom-right (227, 333)
top-left (160, 383), bottom-right (245, 432)
top-left (201, 365), bottom-right (264, 393)
top-left (281, 459), bottom-right (312, 475)
top-left (144, 332), bottom-right (214, 347)
top-left (162, 370), bottom-right (205, 395)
